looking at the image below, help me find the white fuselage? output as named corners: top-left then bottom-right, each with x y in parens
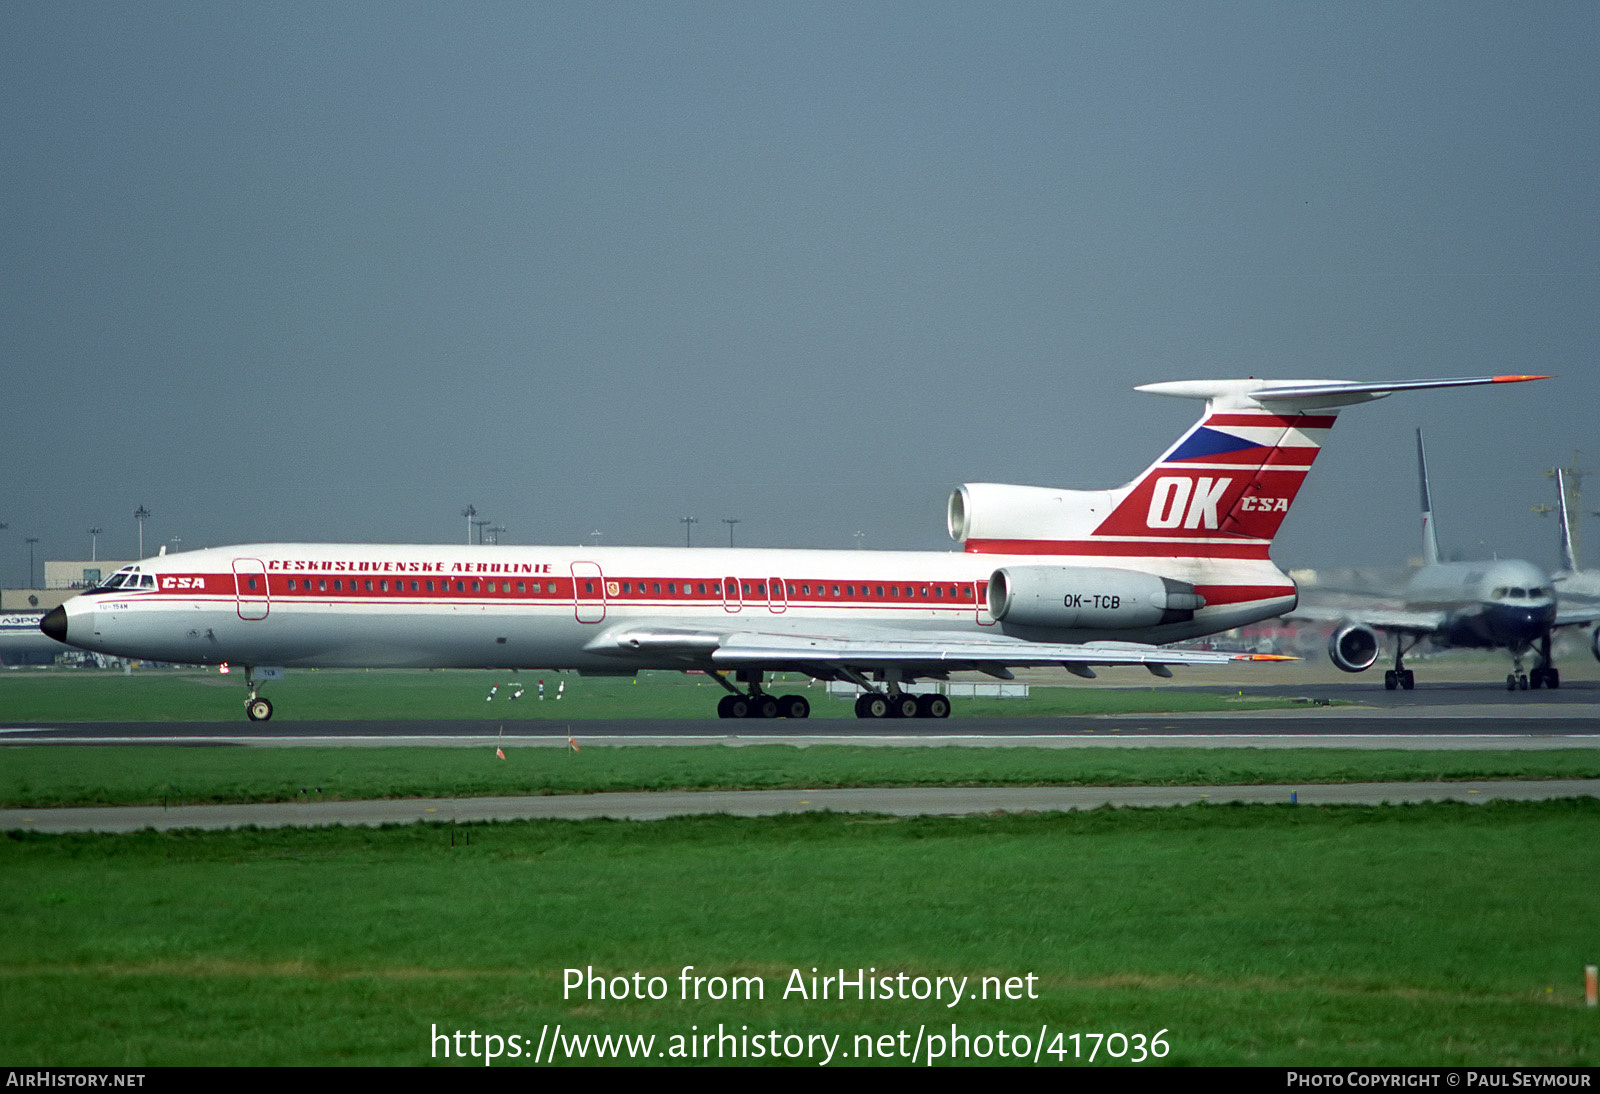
top-left (54, 542), bottom-right (1295, 671)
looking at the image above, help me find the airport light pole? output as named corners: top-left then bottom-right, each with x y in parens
top-left (134, 506), bottom-right (150, 558)
top-left (461, 505), bottom-right (477, 545)
top-left (473, 518), bottom-right (490, 545)
top-left (487, 525), bottom-right (505, 545)
top-left (589, 530), bottom-right (602, 547)
top-left (722, 518), bottom-right (740, 547)
top-left (680, 516), bottom-right (698, 547)
top-left (0, 522), bottom-right (7, 589)
top-left (88, 527), bottom-right (102, 562)
top-left (25, 537), bottom-right (39, 589)
top-left (854, 530), bottom-right (865, 550)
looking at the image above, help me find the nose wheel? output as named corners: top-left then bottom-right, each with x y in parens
top-left (242, 666), bottom-right (274, 721)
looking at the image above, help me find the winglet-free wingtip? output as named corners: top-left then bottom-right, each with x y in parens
top-left (1231, 653), bottom-right (1300, 662)
top-left (1491, 374), bottom-right (1551, 383)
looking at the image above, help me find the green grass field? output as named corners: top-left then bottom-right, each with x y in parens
top-left (3, 802), bottom-right (1597, 1066)
top-left (6, 666), bottom-right (1597, 1067)
top-left (0, 666), bottom-right (1314, 721)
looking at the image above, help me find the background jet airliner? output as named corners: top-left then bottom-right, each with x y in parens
top-left (1307, 430), bottom-right (1600, 691)
top-left (41, 375), bottom-right (1544, 721)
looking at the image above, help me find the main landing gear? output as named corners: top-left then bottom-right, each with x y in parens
top-left (853, 690), bottom-right (951, 719)
top-left (712, 670), bottom-right (810, 720)
top-left (1383, 633), bottom-right (1421, 691)
top-left (1510, 635), bottom-right (1560, 691)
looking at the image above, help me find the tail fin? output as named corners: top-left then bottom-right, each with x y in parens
top-left (1557, 469), bottom-right (1578, 572)
top-left (1416, 429), bottom-right (1441, 565)
top-left (951, 376), bottom-right (1546, 559)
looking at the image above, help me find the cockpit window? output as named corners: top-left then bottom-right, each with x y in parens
top-left (103, 573), bottom-right (127, 589)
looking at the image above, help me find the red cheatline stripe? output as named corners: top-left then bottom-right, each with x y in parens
top-left (964, 539), bottom-right (1273, 559)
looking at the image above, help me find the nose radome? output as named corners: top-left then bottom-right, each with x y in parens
top-left (40, 606), bottom-right (68, 643)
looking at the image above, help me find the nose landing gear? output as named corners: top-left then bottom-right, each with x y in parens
top-left (240, 665), bottom-right (283, 721)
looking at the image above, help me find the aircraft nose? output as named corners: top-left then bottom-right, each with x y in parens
top-left (40, 606), bottom-right (68, 643)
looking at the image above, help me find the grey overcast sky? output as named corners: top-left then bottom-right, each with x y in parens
top-left (3, 1), bottom-right (1596, 581)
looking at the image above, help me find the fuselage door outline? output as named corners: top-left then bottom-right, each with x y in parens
top-left (571, 561), bottom-right (606, 624)
top-left (232, 558), bottom-right (270, 621)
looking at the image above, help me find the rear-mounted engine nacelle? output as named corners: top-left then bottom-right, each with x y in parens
top-left (1328, 623), bottom-right (1381, 673)
top-left (987, 566), bottom-right (1205, 630)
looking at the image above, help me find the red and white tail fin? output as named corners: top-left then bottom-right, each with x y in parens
top-left (951, 376), bottom-right (1546, 559)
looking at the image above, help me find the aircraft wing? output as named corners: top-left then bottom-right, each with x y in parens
top-left (586, 626), bottom-right (1291, 677)
top-left (1554, 605), bottom-right (1600, 629)
top-left (1286, 605), bottom-right (1446, 637)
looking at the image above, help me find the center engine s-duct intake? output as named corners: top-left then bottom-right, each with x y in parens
top-left (986, 566), bottom-right (1206, 629)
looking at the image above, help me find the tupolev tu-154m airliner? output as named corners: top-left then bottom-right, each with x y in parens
top-left (40, 375), bottom-right (1545, 721)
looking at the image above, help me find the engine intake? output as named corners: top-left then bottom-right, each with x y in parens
top-left (1328, 622), bottom-right (1381, 673)
top-left (986, 566), bottom-right (1205, 630)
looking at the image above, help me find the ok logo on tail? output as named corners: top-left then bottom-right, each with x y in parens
top-left (1146, 476), bottom-right (1232, 530)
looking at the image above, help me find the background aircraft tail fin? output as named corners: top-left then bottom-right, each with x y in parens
top-left (1416, 429), bottom-right (1441, 566)
top-left (1557, 469), bottom-right (1578, 572)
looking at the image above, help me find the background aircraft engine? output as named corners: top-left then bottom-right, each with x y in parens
top-left (1328, 622), bottom-right (1381, 673)
top-left (986, 566), bottom-right (1206, 629)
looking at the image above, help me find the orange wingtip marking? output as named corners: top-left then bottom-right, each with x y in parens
top-left (1491, 374), bottom-right (1551, 383)
top-left (1231, 653), bottom-right (1300, 662)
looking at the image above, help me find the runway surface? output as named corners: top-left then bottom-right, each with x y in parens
top-left (6, 677), bottom-right (1597, 831)
top-left (5, 681), bottom-right (1599, 751)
